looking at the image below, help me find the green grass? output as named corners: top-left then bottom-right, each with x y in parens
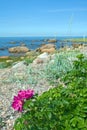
top-left (24, 57), bottom-right (35, 65)
top-left (0, 56), bottom-right (36, 69)
top-left (0, 56), bottom-right (22, 69)
top-left (64, 38), bottom-right (87, 43)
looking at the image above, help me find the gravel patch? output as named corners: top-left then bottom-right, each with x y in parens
top-left (0, 62), bottom-right (53, 130)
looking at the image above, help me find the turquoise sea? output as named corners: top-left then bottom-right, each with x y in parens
top-left (0, 36), bottom-right (85, 56)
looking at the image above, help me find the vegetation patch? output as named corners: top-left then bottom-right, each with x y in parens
top-left (65, 38), bottom-right (87, 43)
top-left (0, 56), bottom-right (35, 69)
top-left (45, 50), bottom-right (80, 85)
top-left (13, 54), bottom-right (87, 130)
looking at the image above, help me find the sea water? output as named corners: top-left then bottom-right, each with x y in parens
top-left (0, 36), bottom-right (80, 56)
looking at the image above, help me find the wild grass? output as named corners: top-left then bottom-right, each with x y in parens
top-left (0, 56), bottom-right (23, 69)
top-left (45, 50), bottom-right (80, 85)
top-left (4, 50), bottom-right (81, 88)
top-left (0, 56), bottom-right (36, 69)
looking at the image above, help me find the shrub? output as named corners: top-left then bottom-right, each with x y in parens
top-left (62, 54), bottom-right (87, 87)
top-left (14, 54), bottom-right (87, 130)
top-left (45, 52), bottom-right (75, 84)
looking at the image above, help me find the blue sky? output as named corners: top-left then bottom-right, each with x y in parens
top-left (0, 0), bottom-right (87, 37)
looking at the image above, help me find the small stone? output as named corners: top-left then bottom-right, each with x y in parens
top-left (10, 116), bottom-right (14, 120)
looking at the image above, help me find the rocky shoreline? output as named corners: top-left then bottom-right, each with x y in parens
top-left (0, 38), bottom-right (57, 56)
top-left (0, 37), bottom-right (87, 57)
top-left (0, 45), bottom-right (87, 130)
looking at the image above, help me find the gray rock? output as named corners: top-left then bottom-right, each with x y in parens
top-left (12, 61), bottom-right (25, 69)
top-left (33, 52), bottom-right (50, 64)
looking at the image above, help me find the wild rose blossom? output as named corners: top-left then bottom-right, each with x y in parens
top-left (12, 96), bottom-right (24, 112)
top-left (18, 89), bottom-right (34, 100)
top-left (12, 89), bottom-right (34, 112)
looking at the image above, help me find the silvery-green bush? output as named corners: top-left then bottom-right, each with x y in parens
top-left (45, 51), bottom-right (80, 84)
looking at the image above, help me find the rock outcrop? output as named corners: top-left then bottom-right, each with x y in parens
top-left (12, 61), bottom-right (26, 69)
top-left (8, 46), bottom-right (29, 53)
top-left (41, 48), bottom-right (55, 53)
top-left (36, 44), bottom-right (56, 53)
top-left (72, 43), bottom-right (84, 49)
top-left (47, 39), bottom-right (57, 43)
top-left (26, 51), bottom-right (39, 58)
top-left (33, 52), bottom-right (50, 64)
top-left (9, 41), bottom-right (16, 44)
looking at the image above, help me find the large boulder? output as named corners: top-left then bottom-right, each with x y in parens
top-left (33, 52), bottom-right (50, 64)
top-left (41, 48), bottom-right (56, 53)
top-left (36, 44), bottom-right (56, 53)
top-left (47, 39), bottom-right (57, 43)
top-left (8, 46), bottom-right (29, 53)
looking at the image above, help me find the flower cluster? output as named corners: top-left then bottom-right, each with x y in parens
top-left (12, 89), bottom-right (34, 112)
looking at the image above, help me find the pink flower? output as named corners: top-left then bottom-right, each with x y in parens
top-left (25, 89), bottom-right (34, 99)
top-left (18, 89), bottom-right (34, 100)
top-left (18, 90), bottom-right (27, 99)
top-left (12, 89), bottom-right (34, 112)
top-left (12, 96), bottom-right (24, 112)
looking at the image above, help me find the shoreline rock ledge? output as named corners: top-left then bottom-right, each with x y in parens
top-left (36, 43), bottom-right (56, 53)
top-left (47, 39), bottom-right (57, 43)
top-left (8, 46), bottom-right (29, 53)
